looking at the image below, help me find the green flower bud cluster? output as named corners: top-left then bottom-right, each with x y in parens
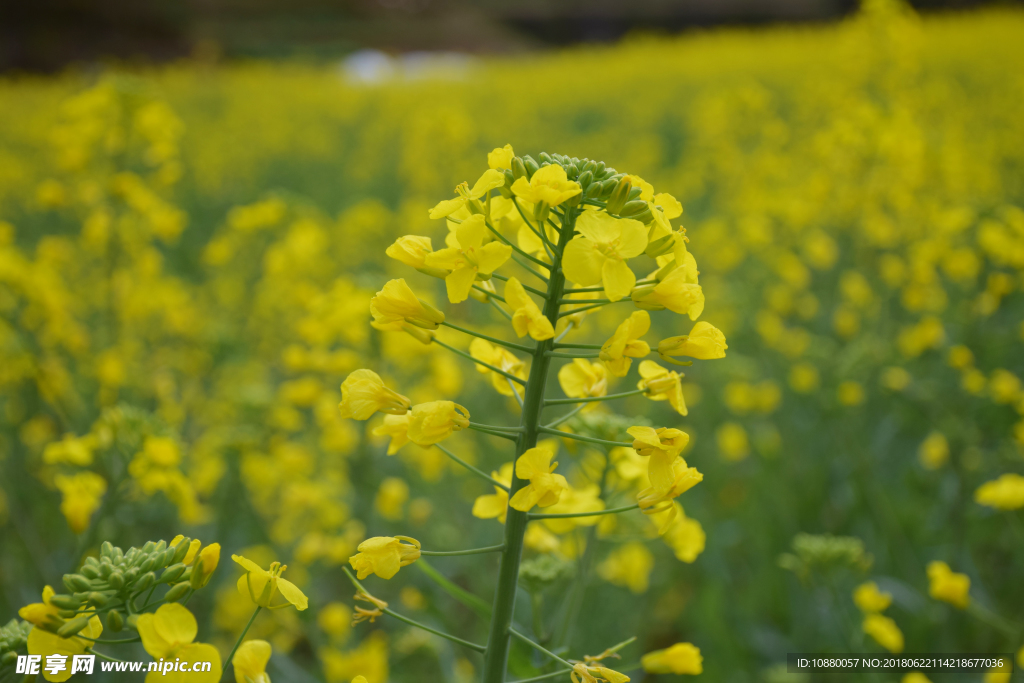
top-left (47, 538), bottom-right (198, 637)
top-left (0, 619), bottom-right (32, 668)
top-left (778, 533), bottom-right (874, 580)
top-left (518, 555), bottom-right (575, 593)
top-left (567, 411), bottom-right (653, 445)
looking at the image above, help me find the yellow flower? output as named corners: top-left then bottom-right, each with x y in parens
top-left (373, 413), bottom-right (412, 455)
top-left (470, 339), bottom-right (527, 396)
top-left (599, 311), bottom-right (650, 377)
top-left (539, 484), bottom-right (606, 534)
top-left (191, 542), bottom-right (221, 589)
top-left (571, 662), bottom-right (631, 683)
top-left (349, 536), bottom-right (421, 580)
top-left (902, 673), bottom-right (932, 683)
top-left (631, 267), bottom-right (705, 320)
top-left (508, 445), bottom-right (569, 511)
top-left (662, 510), bottom-right (706, 562)
top-left (563, 211), bottom-right (647, 301)
top-left (53, 472), bottom-right (106, 534)
top-left (137, 604), bottom-right (221, 683)
top-left (407, 400), bottom-right (470, 446)
top-left (26, 611), bottom-right (103, 682)
top-left (658, 321), bottom-right (728, 364)
top-left (472, 463), bottom-right (513, 524)
top-left (318, 603), bottom-right (352, 641)
top-left (511, 164), bottom-right (581, 208)
top-left (558, 359), bottom-right (608, 400)
top-left (637, 360), bottom-right (687, 416)
top-left (918, 432), bottom-right (949, 470)
top-left (627, 426), bottom-right (689, 494)
top-left (488, 144), bottom-right (515, 170)
top-left (42, 434), bottom-right (95, 466)
top-left (717, 422), bottom-right (750, 461)
top-left (863, 613), bottom-right (904, 653)
top-left (386, 235), bottom-right (447, 277)
top-left (374, 477), bottom-right (409, 520)
top-left (927, 561), bottom-right (970, 608)
top-left (339, 369), bottom-right (410, 420)
top-left (641, 642), bottom-right (703, 675)
top-left (975, 473), bottom-right (1024, 510)
top-left (18, 586), bottom-right (64, 631)
top-left (232, 555), bottom-right (308, 610)
top-left (637, 457), bottom-right (703, 526)
top-left (352, 678), bottom-right (369, 683)
top-left (429, 169), bottom-right (506, 219)
top-left (837, 380), bottom-right (865, 406)
top-left (505, 277), bottom-right (554, 340)
top-left (853, 582), bottom-right (893, 613)
top-left (597, 541), bottom-right (653, 593)
top-left (233, 640), bottom-right (271, 683)
top-left (424, 214), bottom-right (513, 303)
top-left (370, 278), bottom-right (445, 331)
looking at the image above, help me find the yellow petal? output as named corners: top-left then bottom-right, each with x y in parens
top-left (275, 577), bottom-right (309, 610)
top-left (153, 603), bottom-right (198, 649)
top-left (233, 640), bottom-right (272, 683)
top-left (444, 265), bottom-right (477, 303)
top-left (562, 237), bottom-right (604, 286)
top-left (602, 259), bottom-right (636, 302)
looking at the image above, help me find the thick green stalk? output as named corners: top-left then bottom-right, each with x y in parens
top-left (481, 203), bottom-right (577, 683)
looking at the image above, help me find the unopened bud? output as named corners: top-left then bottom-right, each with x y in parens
top-left (511, 157), bottom-right (527, 180)
top-left (108, 571), bottom-right (124, 590)
top-left (107, 610), bottom-right (124, 633)
top-left (164, 581), bottom-right (190, 603)
top-left (160, 563), bottom-right (186, 584)
top-left (523, 156), bottom-right (539, 179)
top-left (49, 594), bottom-right (82, 610)
top-left (57, 616), bottom-right (91, 638)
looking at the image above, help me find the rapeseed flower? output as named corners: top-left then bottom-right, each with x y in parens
top-left (472, 463), bottom-right (513, 524)
top-left (232, 640), bottom-right (271, 683)
top-left (597, 541), bottom-right (653, 594)
top-left (424, 215), bottom-right (512, 303)
top-left (571, 663), bottom-right (631, 683)
top-left (373, 413), bottom-right (412, 455)
top-left (563, 211), bottom-right (647, 301)
top-left (630, 267), bottom-right (704, 319)
top-left (627, 426), bottom-right (689, 493)
top-left (927, 561), bottom-right (970, 608)
top-left (508, 445), bottom-right (569, 512)
top-left (137, 604), bottom-right (221, 683)
top-left (232, 555), bottom-right (308, 610)
top-left (370, 279), bottom-right (445, 331)
top-left (53, 472), bottom-right (106, 534)
top-left (658, 321), bottom-right (728, 363)
top-left (429, 170), bottom-right (505, 219)
top-left (863, 613), bottom-right (904, 653)
top-left (470, 339), bottom-right (527, 396)
top-left (558, 359), bottom-right (609, 400)
top-left (407, 400), bottom-right (469, 446)
top-left (505, 277), bottom-right (554, 340)
top-left (637, 361), bottom-right (687, 416)
top-left (510, 164), bottom-right (581, 208)
top-left (975, 473), bottom-right (1024, 510)
top-left (339, 369), bottom-right (410, 420)
top-left (854, 582), bottom-right (893, 613)
top-left (26, 611), bottom-right (103, 682)
top-left (599, 311), bottom-right (650, 376)
top-left (349, 536), bottom-right (421, 580)
top-left (641, 642), bottom-right (703, 675)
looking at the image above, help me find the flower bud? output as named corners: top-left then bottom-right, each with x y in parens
top-left (511, 156), bottom-right (527, 180)
top-left (576, 169), bottom-right (593, 191)
top-left (645, 234), bottom-right (676, 258)
top-left (80, 564), bottom-right (99, 579)
top-left (523, 156), bottom-right (539, 179)
top-left (64, 574), bottom-right (92, 593)
top-left (134, 572), bottom-right (156, 592)
top-left (500, 169), bottom-right (515, 197)
top-left (618, 199), bottom-right (648, 218)
top-left (107, 610), bottom-right (124, 632)
top-left (164, 581), bottom-right (190, 603)
top-left (2, 652), bottom-right (18, 666)
top-left (57, 616), bottom-right (91, 638)
top-left (170, 537), bottom-right (191, 565)
top-left (190, 543), bottom-right (220, 589)
top-left (87, 591), bottom-right (109, 607)
top-left (48, 594), bottom-right (82, 610)
top-left (108, 571), bottom-right (125, 590)
top-left (159, 563), bottom-right (186, 584)
top-left (100, 541), bottom-right (114, 558)
top-left (606, 176), bottom-right (632, 214)
top-left (400, 323), bottom-right (435, 345)
top-left (626, 186), bottom-right (643, 202)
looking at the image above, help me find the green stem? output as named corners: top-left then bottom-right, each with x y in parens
top-left (224, 605), bottom-right (262, 673)
top-left (557, 298), bottom-right (611, 305)
top-left (441, 322), bottom-right (534, 354)
top-left (482, 202), bottom-right (578, 683)
top-left (545, 351), bottom-right (600, 359)
top-left (512, 670), bottom-right (574, 683)
top-left (552, 342), bottom-right (603, 349)
top-left (510, 254), bottom-right (551, 283)
top-left (557, 300), bottom-right (629, 318)
top-left (490, 299), bottom-right (514, 322)
top-left (508, 627), bottom-right (574, 668)
top-left (434, 338), bottom-right (528, 384)
top-left (416, 560), bottom-right (493, 618)
top-left (475, 285), bottom-right (506, 302)
top-left (536, 427), bottom-right (632, 449)
top-left (436, 444), bottom-right (509, 491)
top-left (343, 568), bottom-right (486, 652)
top-left (78, 636), bottom-right (141, 644)
top-left (544, 388), bottom-right (646, 406)
top-left (421, 544), bottom-right (505, 556)
top-left (528, 503), bottom-right (639, 520)
top-left (86, 648), bottom-right (125, 663)
top-left (469, 422), bottom-right (524, 433)
top-left (513, 197), bottom-right (559, 257)
top-left (484, 218), bottom-right (550, 268)
top-left (561, 286), bottom-right (605, 294)
top-left (544, 404), bottom-right (585, 430)
top-left (469, 425), bottom-right (520, 441)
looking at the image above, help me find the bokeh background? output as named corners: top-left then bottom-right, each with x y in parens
top-left (2, 0), bottom-right (1024, 681)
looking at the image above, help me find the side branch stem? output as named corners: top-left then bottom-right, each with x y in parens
top-left (440, 322), bottom-right (534, 354)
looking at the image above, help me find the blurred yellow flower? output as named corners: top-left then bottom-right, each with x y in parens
top-left (373, 413), bottom-right (412, 455)
top-left (598, 541), bottom-right (653, 594)
top-left (716, 422), bottom-right (750, 462)
top-left (349, 536), bottom-right (421, 580)
top-left (788, 362), bottom-right (820, 393)
top-left (641, 642), bottom-right (703, 675)
top-left (18, 586), bottom-right (63, 631)
top-left (975, 473), bottom-right (1024, 510)
top-left (853, 582), bottom-right (892, 613)
top-left (374, 477), bottom-right (409, 520)
top-left (317, 602), bottom-right (352, 642)
top-left (863, 613), bottom-right (904, 653)
top-left (918, 432), bottom-right (949, 470)
top-left (837, 381), bottom-right (865, 406)
top-left (599, 310), bottom-right (650, 376)
top-left (927, 561), bottom-right (970, 608)
top-left (559, 359), bottom-right (609, 400)
top-left (338, 369), bottom-right (410, 420)
top-left (53, 472), bottom-right (106, 534)
top-left (470, 339), bottom-right (527, 396)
